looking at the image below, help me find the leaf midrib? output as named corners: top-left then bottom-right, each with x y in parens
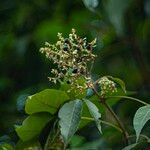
top-left (140, 108), bottom-right (150, 127)
top-left (66, 101), bottom-right (78, 140)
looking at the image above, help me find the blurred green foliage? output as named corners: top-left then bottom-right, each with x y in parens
top-left (0, 0), bottom-right (149, 149)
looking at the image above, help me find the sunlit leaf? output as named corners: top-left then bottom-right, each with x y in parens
top-left (25, 89), bottom-right (69, 114)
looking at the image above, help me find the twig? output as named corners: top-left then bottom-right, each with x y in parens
top-left (91, 84), bottom-right (129, 145)
top-left (107, 96), bottom-right (149, 106)
top-left (81, 116), bottom-right (122, 132)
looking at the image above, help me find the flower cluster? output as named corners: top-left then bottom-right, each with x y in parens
top-left (98, 77), bottom-right (117, 97)
top-left (40, 29), bottom-right (96, 86)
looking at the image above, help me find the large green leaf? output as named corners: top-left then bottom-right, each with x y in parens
top-left (58, 99), bottom-right (83, 145)
top-left (84, 99), bottom-right (102, 133)
top-left (15, 113), bottom-right (51, 141)
top-left (133, 105), bottom-right (150, 142)
top-left (25, 89), bottom-right (69, 114)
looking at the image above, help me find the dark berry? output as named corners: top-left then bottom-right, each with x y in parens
top-left (79, 39), bottom-right (83, 44)
top-left (72, 68), bottom-right (78, 73)
top-left (80, 68), bottom-right (84, 74)
top-left (63, 44), bottom-right (68, 51)
top-left (64, 38), bottom-right (70, 44)
top-left (86, 44), bottom-right (92, 50)
top-left (76, 47), bottom-right (80, 51)
top-left (67, 80), bottom-right (71, 84)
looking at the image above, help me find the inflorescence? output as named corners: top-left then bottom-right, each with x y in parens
top-left (40, 29), bottom-right (117, 96)
top-left (98, 77), bottom-right (117, 97)
top-left (40, 29), bottom-right (96, 84)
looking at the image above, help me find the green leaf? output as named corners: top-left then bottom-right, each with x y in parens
top-left (84, 99), bottom-right (102, 133)
top-left (79, 102), bottom-right (93, 129)
top-left (16, 140), bottom-right (41, 150)
top-left (58, 99), bottom-right (83, 145)
top-left (60, 77), bottom-right (87, 99)
top-left (0, 143), bottom-right (14, 150)
top-left (15, 113), bottom-right (51, 141)
top-left (133, 105), bottom-right (150, 142)
top-left (122, 143), bottom-right (137, 150)
top-left (70, 139), bottom-right (102, 150)
top-left (25, 89), bottom-right (69, 114)
top-left (82, 0), bottom-right (99, 12)
top-left (70, 135), bottom-right (85, 148)
top-left (107, 76), bottom-right (126, 93)
top-left (80, 88), bottom-right (132, 129)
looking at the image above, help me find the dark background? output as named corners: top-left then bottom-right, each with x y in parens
top-left (0, 0), bottom-right (149, 148)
